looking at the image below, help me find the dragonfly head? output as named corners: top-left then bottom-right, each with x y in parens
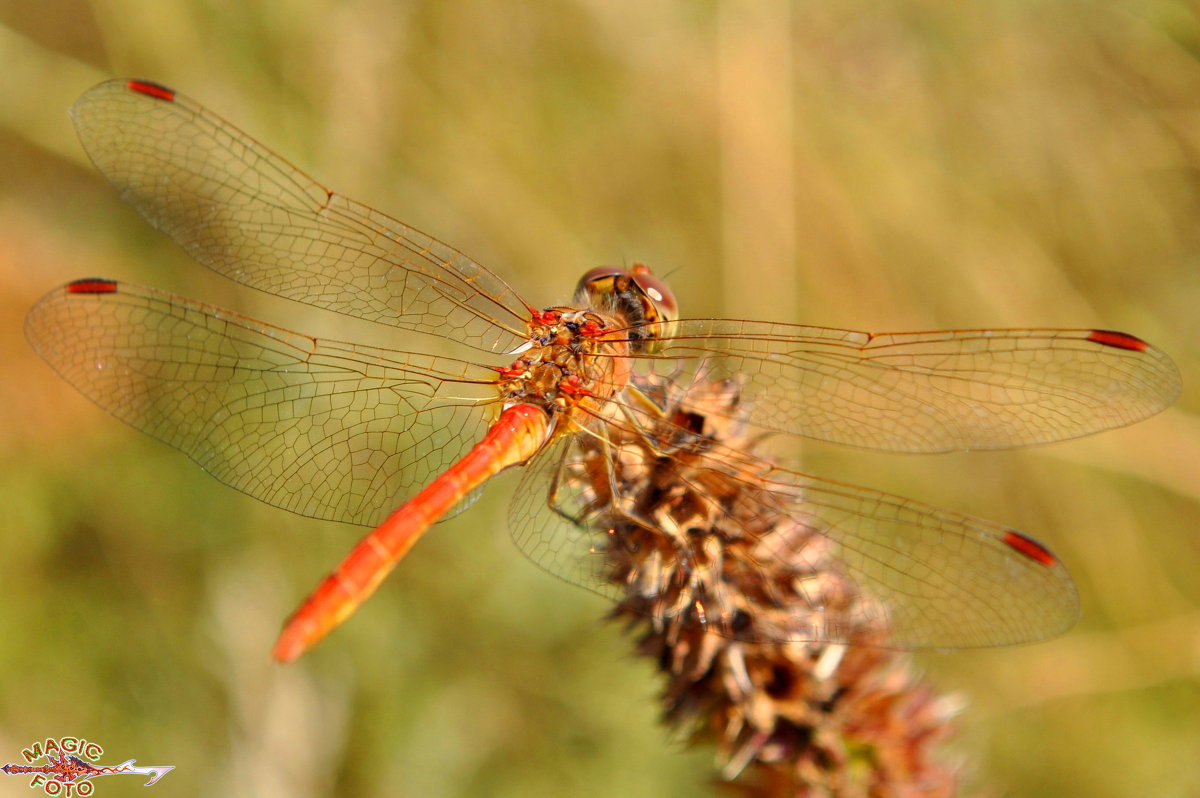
top-left (574, 264), bottom-right (678, 352)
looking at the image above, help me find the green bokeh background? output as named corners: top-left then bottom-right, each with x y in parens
top-left (1, 2), bottom-right (1198, 796)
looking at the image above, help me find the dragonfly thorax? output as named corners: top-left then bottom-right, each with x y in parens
top-left (498, 307), bottom-right (632, 421)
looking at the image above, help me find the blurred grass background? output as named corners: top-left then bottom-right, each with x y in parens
top-left (0, 1), bottom-right (1198, 796)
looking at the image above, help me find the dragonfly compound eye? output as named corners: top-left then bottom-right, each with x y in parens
top-left (576, 264), bottom-right (678, 323)
top-left (575, 265), bottom-right (626, 302)
top-left (574, 264), bottom-right (679, 354)
top-left (629, 264), bottom-right (678, 324)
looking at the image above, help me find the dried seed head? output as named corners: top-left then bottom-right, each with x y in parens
top-left (594, 374), bottom-right (961, 796)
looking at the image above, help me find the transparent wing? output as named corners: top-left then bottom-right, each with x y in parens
top-left (507, 415), bottom-right (1077, 649)
top-left (70, 79), bottom-right (531, 353)
top-left (25, 279), bottom-right (502, 526)
top-left (509, 432), bottom-right (616, 596)
top-left (743, 459), bottom-right (1079, 648)
top-left (625, 320), bottom-right (1180, 452)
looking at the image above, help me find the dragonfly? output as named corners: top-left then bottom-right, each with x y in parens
top-left (26, 79), bottom-right (1181, 663)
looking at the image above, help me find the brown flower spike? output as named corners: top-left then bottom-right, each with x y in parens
top-left (569, 373), bottom-right (963, 795)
